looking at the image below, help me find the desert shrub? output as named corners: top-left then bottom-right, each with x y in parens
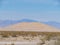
top-left (12, 35), bottom-right (17, 37)
top-left (2, 35), bottom-right (9, 38)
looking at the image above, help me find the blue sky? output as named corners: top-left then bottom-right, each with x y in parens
top-left (0, 0), bottom-right (60, 22)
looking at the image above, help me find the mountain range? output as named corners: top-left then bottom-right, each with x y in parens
top-left (0, 19), bottom-right (60, 29)
top-left (43, 21), bottom-right (60, 29)
top-left (0, 19), bottom-right (37, 27)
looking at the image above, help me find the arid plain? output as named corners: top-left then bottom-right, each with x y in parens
top-left (0, 22), bottom-right (60, 45)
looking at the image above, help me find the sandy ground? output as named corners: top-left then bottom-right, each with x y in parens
top-left (0, 35), bottom-right (59, 45)
top-left (0, 36), bottom-right (43, 45)
top-left (0, 41), bottom-right (38, 45)
top-left (0, 40), bottom-right (57, 45)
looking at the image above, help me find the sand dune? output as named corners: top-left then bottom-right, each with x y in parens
top-left (0, 22), bottom-right (59, 32)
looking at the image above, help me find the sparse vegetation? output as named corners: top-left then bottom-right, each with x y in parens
top-left (0, 31), bottom-right (60, 45)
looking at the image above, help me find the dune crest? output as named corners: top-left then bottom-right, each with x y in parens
top-left (0, 22), bottom-right (59, 32)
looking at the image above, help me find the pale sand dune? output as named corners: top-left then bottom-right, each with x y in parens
top-left (0, 22), bottom-right (60, 32)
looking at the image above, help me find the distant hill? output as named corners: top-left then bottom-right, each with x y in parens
top-left (0, 19), bottom-right (60, 29)
top-left (0, 20), bottom-right (19, 27)
top-left (0, 19), bottom-right (38, 27)
top-left (19, 19), bottom-right (38, 22)
top-left (43, 21), bottom-right (60, 29)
